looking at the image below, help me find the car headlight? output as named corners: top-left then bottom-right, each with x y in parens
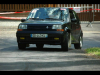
top-left (52, 25), bottom-right (62, 29)
top-left (18, 25), bottom-right (27, 29)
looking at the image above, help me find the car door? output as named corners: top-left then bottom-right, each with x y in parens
top-left (70, 10), bottom-right (78, 43)
top-left (73, 11), bottom-right (81, 42)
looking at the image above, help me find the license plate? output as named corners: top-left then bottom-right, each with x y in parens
top-left (30, 34), bottom-right (48, 38)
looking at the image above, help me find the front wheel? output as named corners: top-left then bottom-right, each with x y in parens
top-left (74, 35), bottom-right (83, 49)
top-left (18, 43), bottom-right (26, 50)
top-left (61, 32), bottom-right (69, 51)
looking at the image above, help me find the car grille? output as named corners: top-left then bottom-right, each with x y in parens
top-left (27, 24), bottom-right (52, 30)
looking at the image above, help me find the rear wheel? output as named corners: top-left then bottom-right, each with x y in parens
top-left (61, 32), bottom-right (69, 51)
top-left (36, 44), bottom-right (44, 49)
top-left (74, 35), bottom-right (83, 49)
top-left (18, 43), bottom-right (26, 50)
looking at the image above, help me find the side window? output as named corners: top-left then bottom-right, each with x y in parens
top-left (73, 11), bottom-right (80, 23)
top-left (72, 11), bottom-right (77, 19)
top-left (70, 11), bottom-right (75, 20)
top-left (69, 10), bottom-right (80, 24)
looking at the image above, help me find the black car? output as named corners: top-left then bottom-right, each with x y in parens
top-left (16, 7), bottom-right (83, 51)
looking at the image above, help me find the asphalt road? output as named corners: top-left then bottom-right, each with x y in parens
top-left (0, 20), bottom-right (100, 71)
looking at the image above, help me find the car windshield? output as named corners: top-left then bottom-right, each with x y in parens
top-left (26, 8), bottom-right (69, 20)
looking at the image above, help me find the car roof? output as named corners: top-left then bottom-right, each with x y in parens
top-left (31, 7), bottom-right (75, 14)
top-left (32, 7), bottom-right (70, 10)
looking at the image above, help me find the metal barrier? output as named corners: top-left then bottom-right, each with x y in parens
top-left (79, 6), bottom-right (94, 28)
top-left (79, 6), bottom-right (94, 25)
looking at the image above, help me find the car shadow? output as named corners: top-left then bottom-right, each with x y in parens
top-left (21, 47), bottom-right (74, 52)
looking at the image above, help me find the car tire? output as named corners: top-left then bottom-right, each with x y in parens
top-left (36, 44), bottom-right (44, 49)
top-left (61, 32), bottom-right (69, 51)
top-left (18, 43), bottom-right (26, 50)
top-left (74, 35), bottom-right (83, 49)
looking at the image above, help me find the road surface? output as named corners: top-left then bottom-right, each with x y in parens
top-left (0, 20), bottom-right (100, 71)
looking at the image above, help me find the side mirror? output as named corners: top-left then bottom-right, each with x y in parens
top-left (21, 19), bottom-right (26, 22)
top-left (71, 18), bottom-right (77, 22)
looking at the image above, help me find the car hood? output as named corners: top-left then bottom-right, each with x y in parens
top-left (20, 20), bottom-right (64, 25)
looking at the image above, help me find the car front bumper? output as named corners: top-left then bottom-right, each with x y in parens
top-left (16, 31), bottom-right (65, 45)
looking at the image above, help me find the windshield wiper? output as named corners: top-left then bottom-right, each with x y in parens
top-left (29, 18), bottom-right (44, 20)
top-left (45, 18), bottom-right (59, 20)
top-left (45, 18), bottom-right (64, 21)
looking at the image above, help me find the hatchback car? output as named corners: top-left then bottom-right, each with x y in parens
top-left (16, 7), bottom-right (83, 51)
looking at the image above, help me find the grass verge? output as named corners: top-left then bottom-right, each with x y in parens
top-left (85, 47), bottom-right (100, 59)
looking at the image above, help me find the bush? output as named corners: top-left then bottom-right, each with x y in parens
top-left (85, 47), bottom-right (100, 56)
